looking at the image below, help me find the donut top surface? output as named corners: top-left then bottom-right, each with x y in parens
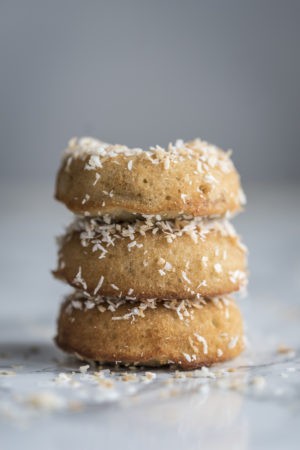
top-left (55, 137), bottom-right (246, 220)
top-left (63, 137), bottom-right (233, 169)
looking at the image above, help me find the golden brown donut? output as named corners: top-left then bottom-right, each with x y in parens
top-left (55, 137), bottom-right (246, 220)
top-left (54, 216), bottom-right (248, 299)
top-left (56, 293), bottom-right (244, 369)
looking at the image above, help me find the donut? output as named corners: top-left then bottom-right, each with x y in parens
top-left (54, 216), bottom-right (248, 299)
top-left (56, 293), bottom-right (244, 369)
top-left (55, 137), bottom-right (246, 220)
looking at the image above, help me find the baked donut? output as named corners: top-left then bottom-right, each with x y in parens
top-left (56, 293), bottom-right (244, 369)
top-left (54, 216), bottom-right (248, 299)
top-left (55, 137), bottom-right (246, 220)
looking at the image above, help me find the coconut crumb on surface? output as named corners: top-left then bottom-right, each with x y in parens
top-left (251, 376), bottom-right (266, 390)
top-left (97, 378), bottom-right (115, 388)
top-left (54, 372), bottom-right (73, 383)
top-left (79, 365), bottom-right (90, 374)
top-left (0, 370), bottom-right (16, 376)
top-left (53, 373), bottom-right (81, 388)
top-left (122, 373), bottom-right (138, 382)
top-left (277, 345), bottom-right (296, 355)
top-left (142, 372), bottom-right (156, 382)
top-left (25, 392), bottom-right (65, 411)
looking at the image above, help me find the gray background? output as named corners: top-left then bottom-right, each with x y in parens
top-left (1, 0), bottom-right (300, 184)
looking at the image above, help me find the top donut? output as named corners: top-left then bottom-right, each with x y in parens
top-left (55, 137), bottom-right (245, 220)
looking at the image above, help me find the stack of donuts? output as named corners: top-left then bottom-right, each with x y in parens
top-left (54, 137), bottom-right (248, 369)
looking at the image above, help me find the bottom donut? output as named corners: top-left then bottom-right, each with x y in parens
top-left (56, 293), bottom-right (244, 369)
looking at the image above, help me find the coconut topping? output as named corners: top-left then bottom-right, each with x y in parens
top-left (64, 216), bottom-right (242, 256)
top-left (62, 137), bottom-right (237, 179)
top-left (65, 291), bottom-right (233, 323)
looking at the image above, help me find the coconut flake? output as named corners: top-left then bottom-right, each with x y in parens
top-left (181, 271), bottom-right (191, 284)
top-left (73, 266), bottom-right (87, 290)
top-left (214, 263), bottom-right (223, 273)
top-left (228, 336), bottom-right (239, 349)
top-left (93, 275), bottom-right (104, 295)
top-left (194, 334), bottom-right (208, 354)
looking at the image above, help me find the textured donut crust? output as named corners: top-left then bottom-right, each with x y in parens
top-left (56, 295), bottom-right (244, 369)
top-left (55, 138), bottom-right (245, 220)
top-left (54, 219), bottom-right (247, 299)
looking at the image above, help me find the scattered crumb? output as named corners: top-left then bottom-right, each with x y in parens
top-left (97, 378), bottom-right (114, 388)
top-left (0, 370), bottom-right (16, 376)
top-left (54, 372), bottom-right (72, 383)
top-left (122, 373), bottom-right (138, 382)
top-left (277, 345), bottom-right (295, 356)
top-left (251, 376), bottom-right (266, 390)
top-left (79, 364), bottom-right (90, 374)
top-left (142, 372), bottom-right (156, 382)
top-left (25, 392), bottom-right (65, 411)
top-left (68, 400), bottom-right (84, 412)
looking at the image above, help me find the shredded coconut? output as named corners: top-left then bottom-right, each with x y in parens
top-left (164, 262), bottom-right (172, 271)
top-left (93, 173), bottom-right (101, 185)
top-left (63, 137), bottom-right (235, 178)
top-left (73, 266), bottom-right (87, 290)
top-left (214, 263), bottom-right (223, 273)
top-left (229, 270), bottom-right (247, 286)
top-left (65, 291), bottom-right (221, 323)
top-left (182, 353), bottom-right (192, 362)
top-left (201, 256), bottom-right (208, 266)
top-left (61, 217), bottom-right (242, 267)
top-left (228, 336), bottom-right (239, 349)
top-left (94, 275), bottom-right (104, 295)
top-left (181, 271), bottom-right (192, 284)
top-left (194, 333), bottom-right (208, 354)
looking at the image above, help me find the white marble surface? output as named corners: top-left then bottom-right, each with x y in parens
top-left (0, 182), bottom-right (299, 450)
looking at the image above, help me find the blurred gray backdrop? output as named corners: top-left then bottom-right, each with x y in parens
top-left (1, 0), bottom-right (300, 183)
